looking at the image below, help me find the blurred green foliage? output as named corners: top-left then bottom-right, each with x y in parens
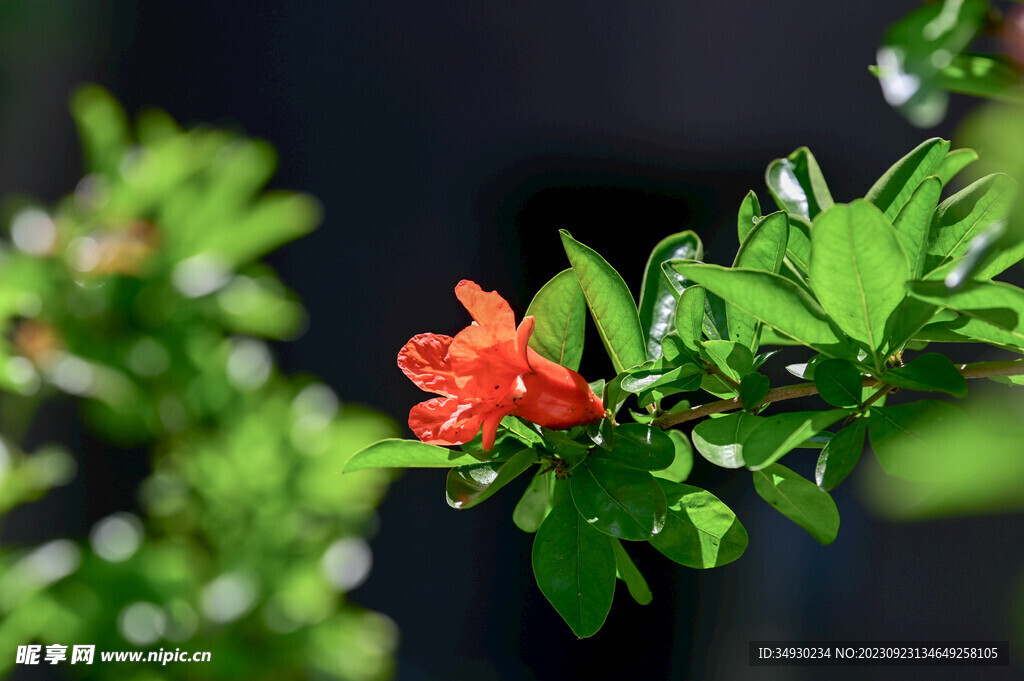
top-left (0, 86), bottom-right (397, 680)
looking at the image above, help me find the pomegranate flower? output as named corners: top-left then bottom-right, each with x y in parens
top-left (399, 280), bottom-right (606, 450)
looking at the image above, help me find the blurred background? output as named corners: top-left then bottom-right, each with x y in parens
top-left (1, 1), bottom-right (1023, 679)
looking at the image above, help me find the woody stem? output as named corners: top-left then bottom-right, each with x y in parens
top-left (651, 359), bottom-right (1024, 429)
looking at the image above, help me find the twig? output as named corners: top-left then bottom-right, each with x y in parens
top-left (651, 359), bottom-right (1024, 429)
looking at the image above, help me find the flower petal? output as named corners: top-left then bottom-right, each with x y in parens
top-left (398, 333), bottom-right (456, 396)
top-left (408, 395), bottom-right (510, 446)
top-left (448, 322), bottom-right (530, 398)
top-left (455, 280), bottom-right (515, 327)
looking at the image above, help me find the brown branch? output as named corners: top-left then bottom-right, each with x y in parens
top-left (651, 359), bottom-right (1024, 429)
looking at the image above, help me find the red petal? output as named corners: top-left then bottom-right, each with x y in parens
top-left (455, 280), bottom-right (515, 327)
top-left (448, 323), bottom-right (530, 398)
top-left (398, 333), bottom-right (456, 396)
top-left (408, 395), bottom-right (512, 447)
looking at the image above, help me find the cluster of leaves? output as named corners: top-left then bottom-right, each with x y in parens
top-left (351, 136), bottom-right (1024, 637)
top-left (0, 88), bottom-right (397, 680)
top-left (873, 0), bottom-right (1024, 126)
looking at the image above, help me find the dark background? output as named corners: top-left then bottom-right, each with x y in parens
top-left (2, 1), bottom-right (1023, 679)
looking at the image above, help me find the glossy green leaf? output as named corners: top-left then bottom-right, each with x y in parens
top-left (893, 175), bottom-right (942, 279)
top-left (514, 470), bottom-right (553, 533)
top-left (784, 215), bottom-right (813, 274)
top-left (742, 410), bottom-right (847, 471)
top-left (525, 269), bottom-right (586, 371)
top-left (752, 463), bottom-right (840, 545)
top-left (882, 296), bottom-right (941, 356)
top-left (653, 430), bottom-right (694, 483)
top-left (703, 289), bottom-right (730, 342)
top-left (765, 147), bottom-right (834, 220)
top-left (601, 423), bottom-right (675, 471)
top-left (638, 231), bottom-right (703, 360)
top-left (700, 340), bottom-right (753, 383)
top-left (446, 448), bottom-right (537, 509)
top-left (691, 411), bottom-right (763, 469)
top-left (345, 438), bottom-right (482, 471)
top-left (560, 230), bottom-right (646, 373)
top-left (739, 373), bottom-right (769, 411)
top-left (729, 211), bottom-right (789, 349)
top-left (865, 137), bottom-right (947, 221)
top-left (882, 352), bottom-right (967, 397)
top-left (569, 459), bottom-right (667, 540)
top-left (935, 148), bottom-right (979, 187)
top-left (611, 539), bottom-right (652, 606)
top-left (908, 280), bottom-right (1024, 348)
top-left (815, 418), bottom-right (867, 491)
top-left (674, 285), bottom-right (706, 351)
top-left (813, 359), bottom-right (863, 408)
top-left (673, 264), bottom-right (854, 358)
top-left (649, 479), bottom-right (748, 569)
top-left (737, 190), bottom-right (762, 243)
top-left (869, 400), bottom-right (964, 478)
top-left (532, 497), bottom-right (616, 638)
top-left (810, 200), bottom-right (910, 358)
top-left (925, 173), bottom-right (1017, 273)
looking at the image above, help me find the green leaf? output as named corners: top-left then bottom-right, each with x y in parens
top-left (601, 423), bottom-right (675, 471)
top-left (934, 148), bottom-right (978, 186)
top-left (700, 340), bottom-right (753, 383)
top-left (784, 215), bottom-right (813, 274)
top-left (765, 147), bottom-right (834, 220)
top-left (611, 540), bottom-right (652, 606)
top-left (752, 464), bottom-right (840, 545)
top-left (569, 459), bottom-right (667, 540)
top-left (737, 190), bottom-right (762, 243)
top-left (810, 200), bottom-right (910, 359)
top-left (875, 0), bottom-right (988, 126)
top-left (729, 211), bottom-right (789, 349)
top-left (893, 175), bottom-right (942, 279)
top-left (815, 419), bottom-right (867, 491)
top-left (869, 400), bottom-right (963, 478)
top-left (865, 138), bottom-right (947, 221)
top-left (514, 470), bottom-right (553, 533)
top-left (938, 53), bottom-right (1024, 104)
top-left (741, 410), bottom-right (847, 471)
top-left (649, 479), bottom-right (748, 569)
top-left (813, 359), bottom-right (863, 408)
top-left (560, 230), bottom-right (647, 373)
top-left (908, 279), bottom-right (1024, 348)
top-left (673, 264), bottom-right (854, 358)
top-left (739, 373), bottom-right (770, 411)
top-left (532, 497), bottom-right (616, 637)
top-left (638, 231), bottom-right (703, 359)
top-left (882, 296), bottom-right (941, 356)
top-left (345, 439), bottom-right (482, 471)
top-left (882, 352), bottom-right (967, 397)
top-left (525, 269), bottom-right (586, 371)
top-left (653, 430), bottom-right (694, 483)
top-left (925, 173), bottom-right (1017, 273)
top-left (446, 449), bottom-right (537, 509)
top-left (674, 285), bottom-right (706, 351)
top-left (70, 85), bottom-right (131, 175)
top-left (691, 412), bottom-right (763, 469)
top-left (202, 193), bottom-right (323, 267)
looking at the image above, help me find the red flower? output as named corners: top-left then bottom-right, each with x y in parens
top-left (399, 280), bottom-right (606, 450)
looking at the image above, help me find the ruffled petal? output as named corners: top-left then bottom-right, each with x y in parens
top-left (455, 280), bottom-right (516, 327)
top-left (408, 395), bottom-right (512, 446)
top-left (448, 322), bottom-right (530, 398)
top-left (398, 333), bottom-right (456, 396)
